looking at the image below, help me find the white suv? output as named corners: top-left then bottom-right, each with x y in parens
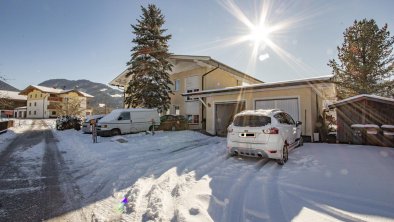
top-left (227, 109), bottom-right (303, 165)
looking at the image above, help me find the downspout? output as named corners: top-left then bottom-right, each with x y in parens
top-left (201, 64), bottom-right (219, 130)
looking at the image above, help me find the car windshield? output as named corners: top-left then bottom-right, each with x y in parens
top-left (233, 115), bottom-right (271, 127)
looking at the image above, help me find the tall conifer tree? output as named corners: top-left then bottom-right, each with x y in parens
top-left (125, 4), bottom-right (173, 112)
top-left (329, 19), bottom-right (394, 99)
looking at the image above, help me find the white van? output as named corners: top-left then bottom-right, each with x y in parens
top-left (96, 108), bottom-right (160, 136)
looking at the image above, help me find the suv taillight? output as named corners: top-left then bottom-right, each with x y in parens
top-left (263, 127), bottom-right (279, 134)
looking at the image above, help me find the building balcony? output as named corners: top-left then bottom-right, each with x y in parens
top-left (48, 97), bottom-right (63, 102)
top-left (47, 104), bottom-right (59, 109)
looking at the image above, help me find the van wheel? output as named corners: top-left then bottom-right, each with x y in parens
top-left (111, 129), bottom-right (121, 136)
top-left (277, 145), bottom-right (288, 165)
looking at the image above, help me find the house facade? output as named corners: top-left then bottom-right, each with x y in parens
top-left (19, 85), bottom-right (93, 119)
top-left (109, 55), bottom-right (262, 129)
top-left (109, 55), bottom-right (336, 139)
top-left (184, 76), bottom-right (336, 138)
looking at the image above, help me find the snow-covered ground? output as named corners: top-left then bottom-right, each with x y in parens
top-left (45, 124), bottom-right (394, 222)
top-left (0, 119), bottom-right (34, 155)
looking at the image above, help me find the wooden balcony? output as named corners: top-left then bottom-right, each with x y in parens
top-left (48, 97), bottom-right (63, 102)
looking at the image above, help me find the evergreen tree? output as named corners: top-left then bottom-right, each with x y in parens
top-left (328, 19), bottom-right (394, 99)
top-left (125, 4), bottom-right (173, 112)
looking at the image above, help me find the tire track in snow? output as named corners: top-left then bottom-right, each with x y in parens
top-left (221, 158), bottom-right (271, 222)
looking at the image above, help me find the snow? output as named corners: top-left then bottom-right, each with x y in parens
top-left (47, 128), bottom-right (394, 222)
top-left (351, 124), bottom-right (379, 128)
top-left (0, 90), bottom-right (27, 100)
top-left (111, 94), bottom-right (123, 98)
top-left (382, 125), bottom-right (394, 129)
top-left (0, 119), bottom-right (34, 155)
top-left (100, 88), bottom-right (108, 92)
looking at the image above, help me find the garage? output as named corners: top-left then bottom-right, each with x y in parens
top-left (255, 98), bottom-right (299, 121)
top-left (215, 101), bottom-right (246, 136)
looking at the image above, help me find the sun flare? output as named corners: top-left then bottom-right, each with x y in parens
top-left (247, 24), bottom-right (271, 45)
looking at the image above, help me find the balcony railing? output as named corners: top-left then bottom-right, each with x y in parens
top-left (48, 97), bottom-right (63, 102)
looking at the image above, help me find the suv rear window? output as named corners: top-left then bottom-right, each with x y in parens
top-left (233, 115), bottom-right (271, 127)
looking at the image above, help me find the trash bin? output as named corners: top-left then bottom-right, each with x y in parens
top-left (351, 124), bottom-right (365, 145)
top-left (381, 125), bottom-right (394, 147)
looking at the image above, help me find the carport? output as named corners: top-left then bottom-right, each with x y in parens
top-left (214, 101), bottom-right (245, 136)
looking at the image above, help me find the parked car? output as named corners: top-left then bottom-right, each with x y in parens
top-left (97, 108), bottom-right (160, 136)
top-left (56, 116), bottom-right (82, 131)
top-left (158, 115), bottom-right (188, 131)
top-left (82, 114), bottom-right (105, 133)
top-left (227, 109), bottom-right (303, 165)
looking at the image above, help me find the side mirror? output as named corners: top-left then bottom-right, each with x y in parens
top-left (296, 121), bottom-right (302, 126)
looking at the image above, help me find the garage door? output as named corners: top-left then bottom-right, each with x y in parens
top-left (215, 101), bottom-right (246, 136)
top-left (255, 98), bottom-right (299, 121)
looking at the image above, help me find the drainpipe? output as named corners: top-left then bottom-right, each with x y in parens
top-left (42, 94), bottom-right (49, 119)
top-left (201, 64), bottom-right (219, 130)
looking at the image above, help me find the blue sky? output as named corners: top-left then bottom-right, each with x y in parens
top-left (0, 0), bottom-right (393, 90)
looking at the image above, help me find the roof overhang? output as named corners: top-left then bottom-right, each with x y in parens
top-left (183, 75), bottom-right (333, 98)
top-left (108, 54), bottom-right (263, 87)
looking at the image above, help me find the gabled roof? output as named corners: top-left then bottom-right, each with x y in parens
top-left (183, 75), bottom-right (333, 97)
top-left (0, 90), bottom-right (27, 101)
top-left (109, 54), bottom-right (263, 87)
top-left (329, 94), bottom-right (394, 108)
top-left (19, 85), bottom-right (93, 98)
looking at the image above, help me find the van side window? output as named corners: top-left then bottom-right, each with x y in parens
top-left (118, 112), bottom-right (130, 120)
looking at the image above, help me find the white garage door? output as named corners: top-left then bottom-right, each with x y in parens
top-left (255, 98), bottom-right (299, 121)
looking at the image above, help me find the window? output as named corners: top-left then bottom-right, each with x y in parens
top-left (34, 102), bottom-right (36, 106)
top-left (40, 94), bottom-right (42, 98)
top-left (35, 94), bottom-right (37, 98)
top-left (284, 113), bottom-right (295, 125)
top-left (174, 79), bottom-right (180, 91)
top-left (33, 111), bottom-right (36, 115)
top-left (118, 112), bottom-right (130, 120)
top-left (233, 115), bottom-right (271, 127)
top-left (29, 103), bottom-right (31, 107)
top-left (29, 111), bottom-right (31, 115)
top-left (30, 95), bottom-right (32, 98)
top-left (274, 113), bottom-right (287, 124)
top-left (52, 111), bottom-right (56, 115)
top-left (175, 106), bottom-right (180, 115)
top-left (187, 115), bottom-right (199, 124)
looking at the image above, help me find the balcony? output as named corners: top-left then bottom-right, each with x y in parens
top-left (48, 97), bottom-right (63, 102)
top-left (47, 104), bottom-right (60, 110)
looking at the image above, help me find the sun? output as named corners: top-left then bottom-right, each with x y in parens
top-left (247, 24), bottom-right (272, 45)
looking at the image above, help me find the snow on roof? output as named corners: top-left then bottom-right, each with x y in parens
top-left (184, 75), bottom-right (333, 96)
top-left (0, 90), bottom-right (27, 101)
top-left (330, 94), bottom-right (394, 107)
top-left (19, 85), bottom-right (93, 98)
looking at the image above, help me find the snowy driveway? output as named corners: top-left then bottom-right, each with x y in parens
top-left (0, 121), bottom-right (394, 222)
top-left (43, 125), bottom-right (394, 222)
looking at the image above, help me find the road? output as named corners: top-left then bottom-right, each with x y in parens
top-left (0, 120), bottom-right (84, 222)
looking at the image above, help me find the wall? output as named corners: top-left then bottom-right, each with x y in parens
top-left (203, 86), bottom-right (316, 136)
top-left (26, 90), bottom-right (50, 118)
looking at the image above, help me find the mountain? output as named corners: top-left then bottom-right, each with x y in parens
top-left (39, 79), bottom-right (124, 111)
top-left (0, 80), bottom-right (19, 91)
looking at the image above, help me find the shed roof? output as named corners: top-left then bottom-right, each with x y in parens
top-left (329, 94), bottom-right (394, 108)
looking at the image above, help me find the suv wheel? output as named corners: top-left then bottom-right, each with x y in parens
top-left (277, 145), bottom-right (288, 165)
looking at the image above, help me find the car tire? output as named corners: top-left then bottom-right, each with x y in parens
top-left (111, 129), bottom-right (121, 136)
top-left (277, 145), bottom-right (288, 165)
top-left (297, 137), bottom-right (304, 147)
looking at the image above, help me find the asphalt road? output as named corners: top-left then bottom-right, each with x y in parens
top-left (0, 120), bottom-right (84, 222)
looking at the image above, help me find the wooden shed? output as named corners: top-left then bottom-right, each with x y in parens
top-left (329, 94), bottom-right (394, 147)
